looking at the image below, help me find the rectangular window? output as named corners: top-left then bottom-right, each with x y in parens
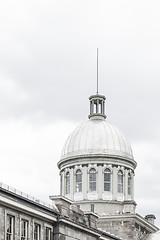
top-left (104, 169), bottom-right (111, 191)
top-left (89, 169), bottom-right (96, 191)
top-left (21, 220), bottom-right (28, 240)
top-left (66, 172), bottom-right (70, 194)
top-left (89, 181), bottom-right (96, 191)
top-left (6, 215), bottom-right (14, 240)
top-left (118, 171), bottom-right (123, 193)
top-left (118, 182), bottom-right (123, 193)
top-left (45, 227), bottom-right (51, 240)
top-left (104, 182), bottom-right (111, 191)
top-left (91, 204), bottom-right (94, 212)
top-left (34, 224), bottom-right (40, 240)
top-left (76, 170), bottom-right (82, 192)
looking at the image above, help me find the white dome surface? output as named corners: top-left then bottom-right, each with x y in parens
top-left (61, 119), bottom-right (134, 161)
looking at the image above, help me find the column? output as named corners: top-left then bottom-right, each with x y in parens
top-left (96, 99), bottom-right (99, 113)
top-left (100, 101), bottom-right (103, 114)
top-left (124, 169), bottom-right (128, 200)
top-left (60, 172), bottom-right (62, 195)
top-left (131, 172), bottom-right (134, 200)
top-left (61, 171), bottom-right (65, 196)
top-left (91, 100), bottom-right (94, 114)
top-left (98, 165), bottom-right (103, 199)
top-left (103, 101), bottom-right (105, 114)
top-left (70, 168), bottom-right (74, 200)
top-left (82, 165), bottom-right (88, 200)
top-left (112, 166), bottom-right (117, 200)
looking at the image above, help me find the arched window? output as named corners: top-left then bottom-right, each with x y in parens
top-left (104, 168), bottom-right (111, 191)
top-left (118, 170), bottom-right (123, 193)
top-left (76, 169), bottom-right (82, 192)
top-left (128, 173), bottom-right (131, 195)
top-left (66, 172), bottom-right (70, 194)
top-left (89, 168), bottom-right (96, 191)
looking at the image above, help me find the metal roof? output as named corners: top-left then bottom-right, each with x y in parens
top-left (61, 118), bottom-right (134, 161)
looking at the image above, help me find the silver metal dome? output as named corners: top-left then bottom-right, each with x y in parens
top-left (61, 118), bottom-right (134, 161)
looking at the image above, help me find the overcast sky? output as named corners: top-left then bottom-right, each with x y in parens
top-left (0, 0), bottom-right (160, 231)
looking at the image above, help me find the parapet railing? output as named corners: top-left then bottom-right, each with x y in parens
top-left (0, 182), bottom-right (54, 210)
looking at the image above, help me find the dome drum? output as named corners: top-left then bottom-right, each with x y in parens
top-left (59, 161), bottom-right (135, 211)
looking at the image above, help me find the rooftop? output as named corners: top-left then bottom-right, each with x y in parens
top-left (0, 182), bottom-right (55, 211)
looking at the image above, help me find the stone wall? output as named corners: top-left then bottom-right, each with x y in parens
top-left (54, 221), bottom-right (99, 240)
top-left (97, 217), bottom-right (151, 240)
top-left (0, 205), bottom-right (54, 240)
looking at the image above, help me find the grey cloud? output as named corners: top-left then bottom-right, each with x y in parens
top-left (0, 0), bottom-right (160, 225)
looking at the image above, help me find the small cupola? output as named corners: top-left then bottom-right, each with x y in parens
top-left (88, 94), bottom-right (106, 119)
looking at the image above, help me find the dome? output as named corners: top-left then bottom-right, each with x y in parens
top-left (61, 118), bottom-right (134, 161)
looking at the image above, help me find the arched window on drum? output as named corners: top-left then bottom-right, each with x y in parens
top-left (66, 172), bottom-right (70, 194)
top-left (104, 168), bottom-right (111, 191)
top-left (117, 170), bottom-right (123, 193)
top-left (89, 168), bottom-right (96, 191)
top-left (128, 173), bottom-right (131, 195)
top-left (76, 169), bottom-right (82, 192)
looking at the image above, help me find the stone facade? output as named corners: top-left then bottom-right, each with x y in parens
top-left (97, 215), bottom-right (157, 240)
top-left (0, 184), bottom-right (120, 240)
top-left (0, 185), bottom-right (56, 240)
top-left (59, 160), bottom-right (135, 215)
top-left (55, 93), bottom-right (159, 239)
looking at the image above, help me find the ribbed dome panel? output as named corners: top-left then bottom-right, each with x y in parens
top-left (61, 119), bottom-right (133, 161)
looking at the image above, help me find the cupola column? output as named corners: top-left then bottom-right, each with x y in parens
top-left (96, 99), bottom-right (99, 113)
top-left (90, 101), bottom-right (94, 115)
top-left (103, 101), bottom-right (105, 115)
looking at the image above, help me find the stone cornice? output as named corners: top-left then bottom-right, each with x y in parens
top-left (98, 213), bottom-right (159, 232)
top-left (58, 155), bottom-right (137, 171)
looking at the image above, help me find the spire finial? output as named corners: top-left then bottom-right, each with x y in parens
top-left (97, 48), bottom-right (99, 94)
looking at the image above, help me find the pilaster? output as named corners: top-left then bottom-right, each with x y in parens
top-left (61, 171), bottom-right (65, 196)
top-left (82, 165), bottom-right (88, 200)
top-left (112, 166), bottom-right (117, 200)
top-left (70, 168), bottom-right (74, 201)
top-left (124, 169), bottom-right (128, 200)
top-left (97, 165), bottom-right (103, 199)
top-left (131, 172), bottom-right (134, 200)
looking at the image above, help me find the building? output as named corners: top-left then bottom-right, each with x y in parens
top-left (51, 93), bottom-right (159, 239)
top-left (0, 92), bottom-right (159, 240)
top-left (0, 182), bottom-right (121, 240)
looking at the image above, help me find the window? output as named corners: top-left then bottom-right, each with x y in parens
top-left (118, 170), bottom-right (123, 193)
top-left (128, 173), bottom-right (131, 195)
top-left (66, 172), bottom-right (70, 194)
top-left (91, 204), bottom-right (94, 212)
top-left (89, 168), bottom-right (96, 191)
top-left (21, 220), bottom-right (28, 240)
top-left (45, 227), bottom-right (51, 240)
top-left (76, 169), bottom-right (82, 192)
top-left (6, 215), bottom-right (14, 240)
top-left (34, 224), bottom-right (40, 240)
top-left (104, 168), bottom-right (111, 191)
